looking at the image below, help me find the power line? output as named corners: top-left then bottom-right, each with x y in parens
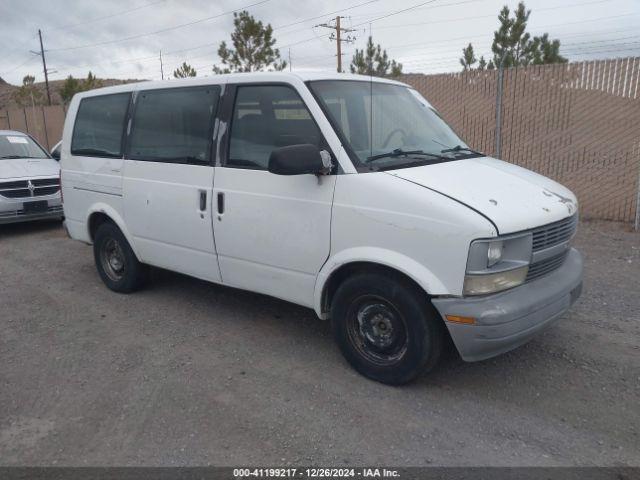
top-left (278, 0), bottom-right (446, 52)
top-left (381, 12), bottom-right (640, 54)
top-left (401, 44), bottom-right (640, 71)
top-left (273, 0), bottom-right (381, 31)
top-left (352, 0), bottom-right (439, 27)
top-left (400, 37), bottom-right (640, 67)
top-left (370, 0), bottom-right (615, 30)
top-left (48, 7), bottom-right (634, 76)
top-left (49, 1), bottom-right (380, 73)
top-left (1, 1), bottom-right (167, 71)
top-left (46, 0), bottom-right (272, 52)
top-left (396, 33), bottom-right (640, 63)
top-left (1, 55), bottom-right (39, 75)
top-left (342, 0), bottom-right (486, 19)
top-left (45, 0), bottom-right (167, 32)
top-left (48, 16), bottom-right (635, 80)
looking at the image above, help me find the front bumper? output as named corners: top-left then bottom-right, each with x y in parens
top-left (432, 248), bottom-right (583, 362)
top-left (0, 195), bottom-right (63, 224)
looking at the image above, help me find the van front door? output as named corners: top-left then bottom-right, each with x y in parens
top-left (123, 86), bottom-right (222, 282)
top-left (212, 84), bottom-right (335, 307)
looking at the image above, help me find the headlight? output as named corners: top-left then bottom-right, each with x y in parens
top-left (464, 233), bottom-right (532, 296)
top-left (487, 241), bottom-right (503, 267)
top-left (463, 266), bottom-right (529, 295)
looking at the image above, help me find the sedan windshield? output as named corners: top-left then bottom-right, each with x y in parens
top-left (0, 134), bottom-right (49, 160)
top-left (308, 80), bottom-right (478, 169)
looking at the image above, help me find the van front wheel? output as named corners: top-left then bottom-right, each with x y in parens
top-left (93, 222), bottom-right (147, 293)
top-left (331, 272), bottom-right (443, 385)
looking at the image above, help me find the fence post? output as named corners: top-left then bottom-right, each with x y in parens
top-left (635, 165), bottom-right (640, 231)
top-left (494, 54), bottom-right (506, 159)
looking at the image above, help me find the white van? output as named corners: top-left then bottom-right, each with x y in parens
top-left (60, 72), bottom-right (582, 384)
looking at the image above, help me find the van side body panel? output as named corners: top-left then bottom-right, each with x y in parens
top-left (314, 171), bottom-right (496, 316)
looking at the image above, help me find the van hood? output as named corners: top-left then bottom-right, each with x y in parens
top-left (0, 157), bottom-right (60, 180)
top-left (385, 156), bottom-right (578, 234)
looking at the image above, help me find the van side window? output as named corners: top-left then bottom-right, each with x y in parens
top-left (129, 86), bottom-right (219, 164)
top-left (228, 85), bottom-right (321, 170)
top-left (71, 93), bottom-right (130, 158)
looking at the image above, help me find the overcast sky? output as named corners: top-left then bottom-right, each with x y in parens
top-left (1, 0), bottom-right (639, 85)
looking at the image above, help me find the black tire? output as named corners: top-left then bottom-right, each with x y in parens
top-left (330, 272), bottom-right (443, 385)
top-left (93, 221), bottom-right (148, 293)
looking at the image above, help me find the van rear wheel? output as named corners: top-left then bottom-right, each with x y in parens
top-left (93, 222), bottom-right (147, 293)
top-left (331, 272), bottom-right (443, 385)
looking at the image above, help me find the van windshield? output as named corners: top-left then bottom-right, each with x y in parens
top-left (308, 80), bottom-right (478, 169)
top-left (0, 134), bottom-right (49, 160)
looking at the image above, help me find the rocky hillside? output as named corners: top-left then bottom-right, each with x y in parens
top-left (0, 76), bottom-right (145, 110)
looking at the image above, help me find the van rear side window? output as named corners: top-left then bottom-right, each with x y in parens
top-left (128, 86), bottom-right (219, 164)
top-left (71, 93), bottom-right (130, 158)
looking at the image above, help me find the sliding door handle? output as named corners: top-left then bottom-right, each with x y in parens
top-left (199, 190), bottom-right (207, 211)
top-left (217, 192), bottom-right (225, 215)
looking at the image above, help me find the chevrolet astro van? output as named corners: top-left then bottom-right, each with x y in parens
top-left (60, 72), bottom-right (583, 384)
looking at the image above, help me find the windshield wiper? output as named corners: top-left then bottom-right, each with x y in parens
top-left (0, 155), bottom-right (24, 159)
top-left (366, 148), bottom-right (445, 163)
top-left (440, 144), bottom-right (483, 155)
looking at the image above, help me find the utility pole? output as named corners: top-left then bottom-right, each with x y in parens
top-left (316, 16), bottom-right (356, 73)
top-left (37, 29), bottom-right (52, 106)
top-left (159, 50), bottom-right (164, 80)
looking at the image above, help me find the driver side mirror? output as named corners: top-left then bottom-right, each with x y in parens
top-left (268, 144), bottom-right (332, 176)
top-left (50, 147), bottom-right (61, 161)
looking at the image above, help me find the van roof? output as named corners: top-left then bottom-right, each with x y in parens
top-left (74, 71), bottom-right (410, 98)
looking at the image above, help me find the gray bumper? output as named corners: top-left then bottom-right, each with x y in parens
top-left (432, 248), bottom-right (583, 362)
top-left (0, 205), bottom-right (64, 224)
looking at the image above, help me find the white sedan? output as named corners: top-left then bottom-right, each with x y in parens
top-left (0, 130), bottom-right (63, 224)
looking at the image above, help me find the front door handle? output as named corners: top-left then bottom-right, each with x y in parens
top-left (217, 192), bottom-right (225, 215)
top-left (199, 190), bottom-right (207, 211)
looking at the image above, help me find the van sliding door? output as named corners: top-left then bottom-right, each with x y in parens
top-left (122, 85), bottom-right (222, 283)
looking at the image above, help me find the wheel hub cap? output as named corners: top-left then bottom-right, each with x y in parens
top-left (101, 238), bottom-right (125, 281)
top-left (357, 304), bottom-right (397, 349)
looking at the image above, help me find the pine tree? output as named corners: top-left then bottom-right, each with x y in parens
top-left (490, 2), bottom-right (566, 68)
top-left (59, 75), bottom-right (82, 104)
top-left (13, 75), bottom-right (43, 107)
top-left (350, 36), bottom-right (402, 77)
top-left (173, 62), bottom-right (197, 78)
top-left (83, 71), bottom-right (103, 91)
top-left (530, 33), bottom-right (567, 65)
top-left (214, 11), bottom-right (286, 73)
top-left (478, 56), bottom-right (487, 70)
top-left (460, 43), bottom-right (477, 71)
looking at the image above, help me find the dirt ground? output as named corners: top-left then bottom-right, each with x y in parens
top-left (0, 219), bottom-right (638, 466)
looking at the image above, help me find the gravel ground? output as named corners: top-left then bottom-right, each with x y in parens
top-left (0, 219), bottom-right (638, 466)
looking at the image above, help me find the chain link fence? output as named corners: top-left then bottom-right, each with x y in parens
top-left (401, 57), bottom-right (640, 229)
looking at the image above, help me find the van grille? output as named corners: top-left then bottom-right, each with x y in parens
top-left (531, 214), bottom-right (578, 252)
top-left (526, 214), bottom-right (578, 281)
top-left (0, 178), bottom-right (60, 198)
top-left (526, 251), bottom-right (570, 281)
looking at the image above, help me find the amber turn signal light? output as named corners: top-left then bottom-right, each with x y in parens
top-left (445, 315), bottom-right (476, 325)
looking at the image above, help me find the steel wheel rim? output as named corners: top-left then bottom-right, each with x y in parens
top-left (100, 237), bottom-right (125, 282)
top-left (346, 294), bottom-right (409, 367)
